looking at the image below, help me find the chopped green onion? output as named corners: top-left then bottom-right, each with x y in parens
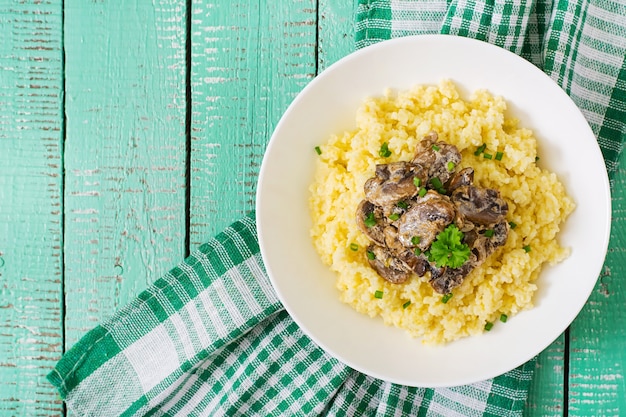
top-left (402, 300), bottom-right (412, 309)
top-left (364, 212), bottom-right (376, 228)
top-left (418, 187), bottom-right (427, 198)
top-left (483, 153), bottom-right (493, 160)
top-left (388, 213), bottom-right (400, 221)
top-left (441, 293), bottom-right (453, 304)
top-left (379, 142), bottom-right (392, 158)
top-left (349, 243), bottom-right (359, 251)
top-left (509, 221), bottom-right (517, 229)
top-left (413, 177), bottom-right (421, 187)
top-left (411, 236), bottom-right (421, 245)
top-left (484, 322), bottom-right (494, 331)
top-left (474, 143), bottom-right (487, 156)
top-left (500, 314), bottom-right (508, 323)
top-left (523, 245), bottom-right (531, 253)
top-left (397, 201), bottom-right (409, 209)
top-left (414, 247), bottom-right (422, 256)
top-left (314, 146), bottom-right (322, 155)
top-left (432, 144), bottom-right (441, 151)
top-left (447, 161), bottom-right (456, 171)
top-left (366, 250), bottom-right (376, 260)
top-left (484, 229), bottom-right (495, 238)
top-left (430, 177), bottom-right (443, 189)
top-left (495, 151), bottom-right (504, 161)
top-left (374, 290), bottom-right (384, 299)
top-left (535, 156), bottom-right (540, 162)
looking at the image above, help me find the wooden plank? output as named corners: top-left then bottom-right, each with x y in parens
top-left (317, 0), bottom-right (358, 71)
top-left (0, 1), bottom-right (64, 415)
top-left (568, 162), bottom-right (626, 416)
top-left (189, 0), bottom-right (317, 245)
top-left (524, 336), bottom-right (566, 417)
top-left (62, 0), bottom-right (188, 348)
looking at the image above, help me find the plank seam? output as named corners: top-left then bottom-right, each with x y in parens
top-left (564, 326), bottom-right (570, 417)
top-left (185, 0), bottom-right (192, 258)
top-left (315, 0), bottom-right (320, 76)
top-left (60, 1), bottom-right (68, 416)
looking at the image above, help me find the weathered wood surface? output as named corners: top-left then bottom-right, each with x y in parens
top-left (62, 0), bottom-right (188, 349)
top-left (0, 1), bottom-right (64, 415)
top-left (0, 1), bottom-right (624, 416)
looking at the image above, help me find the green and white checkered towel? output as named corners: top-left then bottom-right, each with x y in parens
top-left (48, 1), bottom-right (626, 416)
top-left (48, 213), bottom-right (535, 416)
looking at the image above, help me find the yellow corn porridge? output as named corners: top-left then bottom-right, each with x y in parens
top-left (308, 80), bottom-right (575, 344)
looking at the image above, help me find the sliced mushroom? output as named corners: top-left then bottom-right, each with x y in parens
top-left (364, 161), bottom-right (427, 207)
top-left (355, 200), bottom-right (387, 246)
top-left (396, 249), bottom-right (430, 276)
top-left (447, 167), bottom-right (474, 192)
top-left (366, 244), bottom-right (411, 284)
top-left (464, 220), bottom-right (510, 264)
top-left (429, 261), bottom-right (475, 294)
top-left (395, 191), bottom-right (455, 250)
top-left (451, 185), bottom-right (508, 225)
top-left (412, 131), bottom-right (462, 186)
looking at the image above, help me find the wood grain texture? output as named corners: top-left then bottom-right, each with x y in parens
top-left (62, 0), bottom-right (188, 348)
top-left (317, 0), bottom-right (358, 71)
top-left (0, 1), bottom-right (64, 415)
top-left (524, 336), bottom-right (566, 417)
top-left (568, 162), bottom-right (626, 416)
top-left (189, 0), bottom-right (317, 246)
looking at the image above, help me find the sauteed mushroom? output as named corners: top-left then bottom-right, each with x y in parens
top-left (396, 191), bottom-right (456, 250)
top-left (451, 185), bottom-right (509, 225)
top-left (364, 161), bottom-right (427, 207)
top-left (412, 131), bottom-right (462, 186)
top-left (356, 132), bottom-right (510, 294)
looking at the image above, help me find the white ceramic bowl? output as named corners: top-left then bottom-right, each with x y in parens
top-left (256, 35), bottom-right (611, 387)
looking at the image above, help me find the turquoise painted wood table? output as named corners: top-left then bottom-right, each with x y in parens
top-left (1, 1), bottom-right (625, 416)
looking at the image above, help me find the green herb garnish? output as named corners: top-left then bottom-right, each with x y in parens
top-left (397, 201), bottom-right (409, 209)
top-left (388, 213), bottom-right (400, 221)
top-left (366, 250), bottom-right (376, 260)
top-left (374, 290), bottom-right (384, 299)
top-left (403, 300), bottom-right (412, 309)
top-left (495, 151), bottom-right (504, 161)
top-left (418, 187), bottom-right (427, 198)
top-left (484, 229), bottom-right (495, 238)
top-left (500, 314), bottom-right (508, 323)
top-left (314, 146), bottom-right (322, 155)
top-left (411, 236), bottom-right (421, 246)
top-left (485, 322), bottom-right (494, 331)
top-left (430, 177), bottom-right (443, 190)
top-left (364, 212), bottom-right (376, 227)
top-left (509, 221), bottom-right (517, 229)
top-left (349, 243), bottom-right (359, 251)
top-left (474, 143), bottom-right (487, 156)
top-left (428, 224), bottom-right (470, 268)
top-left (432, 144), bottom-right (441, 151)
top-left (413, 177), bottom-right (421, 187)
top-left (441, 293), bottom-right (453, 304)
top-left (447, 161), bottom-right (456, 171)
top-left (483, 153), bottom-right (493, 160)
top-left (379, 142), bottom-right (392, 158)
top-left (523, 245), bottom-right (531, 253)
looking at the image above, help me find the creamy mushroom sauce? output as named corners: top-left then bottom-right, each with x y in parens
top-left (356, 131), bottom-right (510, 294)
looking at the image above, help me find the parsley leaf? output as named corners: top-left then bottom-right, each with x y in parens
top-left (428, 224), bottom-right (470, 268)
